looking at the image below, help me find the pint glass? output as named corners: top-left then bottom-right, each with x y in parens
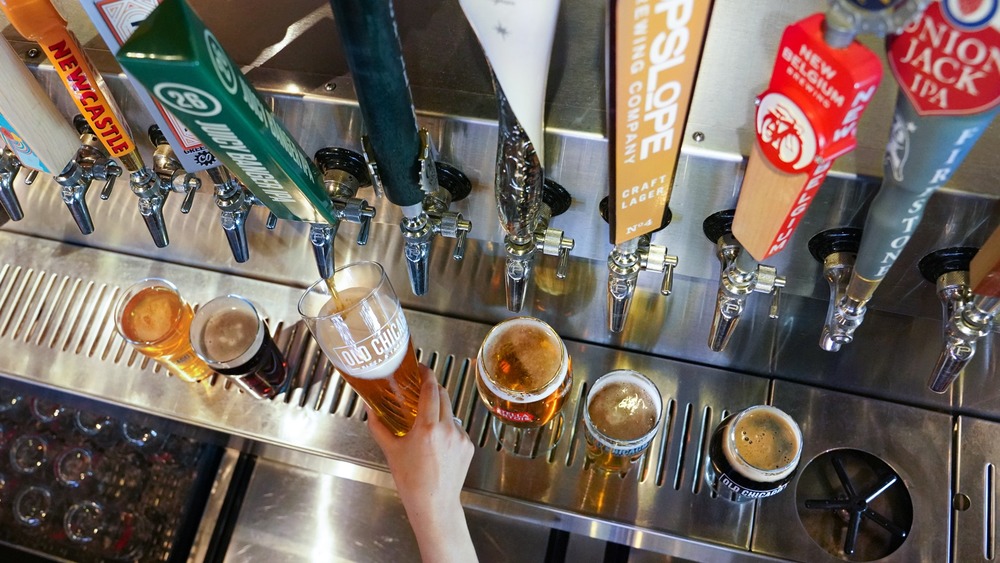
top-left (189, 295), bottom-right (289, 399)
top-left (114, 279), bottom-right (212, 382)
top-left (583, 370), bottom-right (662, 476)
top-left (297, 262), bottom-right (422, 436)
top-left (705, 405), bottom-right (803, 502)
top-left (475, 316), bottom-right (572, 456)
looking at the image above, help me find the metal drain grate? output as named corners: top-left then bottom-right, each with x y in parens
top-left (0, 242), bottom-right (770, 551)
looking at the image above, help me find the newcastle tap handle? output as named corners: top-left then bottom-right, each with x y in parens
top-left (850, 3), bottom-right (1000, 305)
top-left (0, 0), bottom-right (145, 173)
top-left (117, 0), bottom-right (336, 226)
top-left (731, 12), bottom-right (882, 262)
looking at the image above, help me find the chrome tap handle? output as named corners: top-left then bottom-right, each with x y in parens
top-left (357, 205), bottom-right (374, 245)
top-left (360, 135), bottom-right (385, 199)
top-left (266, 213), bottom-right (278, 230)
top-left (454, 223), bottom-right (469, 261)
top-left (0, 148), bottom-right (24, 221)
top-left (23, 170), bottom-right (39, 185)
top-left (173, 172), bottom-right (201, 214)
top-left (98, 162), bottom-right (121, 200)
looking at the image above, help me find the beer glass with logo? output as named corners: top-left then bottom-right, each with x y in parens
top-left (297, 261), bottom-right (422, 436)
top-left (583, 369), bottom-right (662, 476)
top-left (475, 316), bottom-right (572, 456)
top-left (189, 294), bottom-right (289, 399)
top-left (705, 405), bottom-right (803, 503)
top-left (114, 278), bottom-right (212, 382)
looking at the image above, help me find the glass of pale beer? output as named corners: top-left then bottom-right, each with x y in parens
top-left (113, 279), bottom-right (212, 383)
top-left (297, 261), bottom-right (422, 436)
top-left (583, 369), bottom-right (662, 476)
top-left (190, 294), bottom-right (289, 399)
top-left (475, 316), bottom-right (572, 457)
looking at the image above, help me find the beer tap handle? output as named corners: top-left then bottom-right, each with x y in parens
top-left (454, 224), bottom-right (469, 261)
top-left (23, 170), bottom-right (38, 185)
top-left (357, 206), bottom-right (374, 246)
top-left (661, 259), bottom-right (677, 296)
top-left (769, 282), bottom-right (784, 320)
top-left (266, 213), bottom-right (278, 230)
top-left (538, 179), bottom-right (574, 278)
top-left (99, 169), bottom-right (118, 200)
top-left (179, 176), bottom-right (199, 214)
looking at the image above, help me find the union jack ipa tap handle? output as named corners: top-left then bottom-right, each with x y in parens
top-left (0, 0), bottom-right (143, 173)
top-left (730, 13), bottom-right (882, 262)
top-left (849, 0), bottom-right (1000, 303)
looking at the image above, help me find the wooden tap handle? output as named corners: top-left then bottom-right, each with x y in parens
top-left (971, 224), bottom-right (1000, 297)
top-left (731, 14), bottom-right (882, 262)
top-left (0, 37), bottom-right (80, 174)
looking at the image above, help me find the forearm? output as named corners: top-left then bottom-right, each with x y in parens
top-left (406, 498), bottom-right (478, 563)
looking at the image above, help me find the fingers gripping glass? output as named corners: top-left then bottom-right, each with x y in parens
top-left (298, 262), bottom-right (422, 436)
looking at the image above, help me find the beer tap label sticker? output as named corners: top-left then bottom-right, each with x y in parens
top-left (0, 120), bottom-right (48, 174)
top-left (117, 0), bottom-right (334, 224)
top-left (888, 0), bottom-right (1000, 116)
top-left (81, 0), bottom-right (218, 171)
top-left (608, 0), bottom-right (711, 245)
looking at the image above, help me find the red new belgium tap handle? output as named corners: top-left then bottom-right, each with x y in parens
top-left (731, 14), bottom-right (882, 261)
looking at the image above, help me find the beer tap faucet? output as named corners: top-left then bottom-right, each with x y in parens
top-left (601, 199), bottom-right (677, 334)
top-left (920, 227), bottom-right (1000, 393)
top-left (205, 166), bottom-right (254, 263)
top-left (0, 146), bottom-right (25, 221)
top-left (704, 210), bottom-right (785, 352)
top-left (399, 151), bottom-right (473, 295)
top-left (310, 147), bottom-right (376, 280)
top-left (59, 117), bottom-right (121, 234)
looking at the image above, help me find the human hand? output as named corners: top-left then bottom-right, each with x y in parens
top-left (366, 364), bottom-right (477, 562)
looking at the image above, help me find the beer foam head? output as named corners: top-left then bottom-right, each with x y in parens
top-left (191, 295), bottom-right (264, 368)
top-left (586, 370), bottom-right (662, 444)
top-left (115, 279), bottom-right (183, 344)
top-left (723, 406), bottom-right (802, 483)
top-left (478, 317), bottom-right (568, 403)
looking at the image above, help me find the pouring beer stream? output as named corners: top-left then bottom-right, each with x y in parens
top-left (820, 0), bottom-right (1000, 352)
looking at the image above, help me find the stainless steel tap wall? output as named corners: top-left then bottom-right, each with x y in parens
top-left (0, 0), bottom-right (998, 415)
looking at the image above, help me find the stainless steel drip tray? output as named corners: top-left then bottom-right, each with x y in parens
top-left (0, 231), bottom-right (956, 561)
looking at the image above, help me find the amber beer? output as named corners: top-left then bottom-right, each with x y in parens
top-left (476, 317), bottom-right (571, 427)
top-left (114, 279), bottom-right (212, 382)
top-left (190, 295), bottom-right (288, 399)
top-left (705, 405), bottom-right (803, 503)
top-left (298, 262), bottom-right (422, 436)
top-left (584, 370), bottom-right (661, 476)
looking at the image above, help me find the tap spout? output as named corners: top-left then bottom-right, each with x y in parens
top-left (608, 239), bottom-right (641, 333)
top-left (0, 147), bottom-right (24, 221)
top-left (54, 143), bottom-right (120, 235)
top-left (130, 167), bottom-right (169, 248)
top-left (208, 166), bottom-right (252, 263)
top-left (928, 293), bottom-right (1000, 393)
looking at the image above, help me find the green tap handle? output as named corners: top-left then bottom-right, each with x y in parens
top-left (116, 0), bottom-right (334, 224)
